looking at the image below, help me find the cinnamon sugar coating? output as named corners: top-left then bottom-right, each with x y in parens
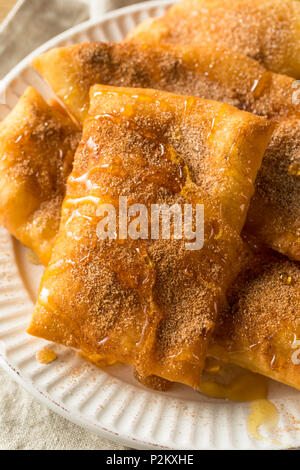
top-left (33, 41), bottom-right (300, 124)
top-left (128, 0), bottom-right (300, 78)
top-left (211, 237), bottom-right (300, 390)
top-left (0, 87), bottom-right (81, 264)
top-left (33, 41), bottom-right (299, 259)
top-left (28, 86), bottom-right (273, 388)
top-left (245, 121), bottom-right (300, 260)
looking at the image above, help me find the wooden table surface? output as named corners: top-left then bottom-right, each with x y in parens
top-left (0, 0), bottom-right (17, 23)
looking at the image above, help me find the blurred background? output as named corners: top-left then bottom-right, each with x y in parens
top-left (0, 0), bottom-right (144, 78)
top-left (0, 0), bottom-right (16, 22)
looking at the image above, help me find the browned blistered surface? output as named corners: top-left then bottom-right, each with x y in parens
top-left (33, 41), bottom-right (300, 124)
top-left (128, 0), bottom-right (300, 79)
top-left (33, 41), bottom-right (299, 260)
top-left (28, 85), bottom-right (273, 388)
top-left (0, 87), bottom-right (81, 264)
top-left (211, 236), bottom-right (300, 390)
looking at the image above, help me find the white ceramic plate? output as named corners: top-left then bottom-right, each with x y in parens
top-left (0, 0), bottom-right (300, 450)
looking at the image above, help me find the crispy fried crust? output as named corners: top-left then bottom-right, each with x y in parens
top-left (245, 121), bottom-right (300, 261)
top-left (28, 85), bottom-right (272, 388)
top-left (128, 0), bottom-right (300, 79)
top-left (210, 239), bottom-right (300, 390)
top-left (32, 41), bottom-right (300, 124)
top-left (0, 88), bottom-right (81, 264)
top-left (33, 42), bottom-right (300, 260)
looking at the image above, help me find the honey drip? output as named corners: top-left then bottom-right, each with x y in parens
top-left (201, 359), bottom-right (280, 443)
top-left (247, 400), bottom-right (280, 446)
top-left (251, 72), bottom-right (272, 99)
top-left (279, 272), bottom-right (293, 285)
top-left (36, 348), bottom-right (57, 365)
top-left (199, 369), bottom-right (268, 402)
top-left (80, 351), bottom-right (117, 368)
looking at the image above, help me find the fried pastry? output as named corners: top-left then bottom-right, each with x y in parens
top-left (210, 239), bottom-right (300, 390)
top-left (32, 41), bottom-right (300, 124)
top-left (245, 121), bottom-right (300, 261)
top-left (28, 85), bottom-right (273, 388)
top-left (128, 0), bottom-right (300, 78)
top-left (32, 42), bottom-right (300, 260)
top-left (0, 87), bottom-right (81, 264)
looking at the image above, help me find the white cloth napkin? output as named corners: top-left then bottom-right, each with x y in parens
top-left (0, 0), bottom-right (148, 450)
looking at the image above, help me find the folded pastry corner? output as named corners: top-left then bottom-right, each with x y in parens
top-left (28, 86), bottom-right (273, 388)
top-left (127, 0), bottom-right (300, 79)
top-left (0, 87), bottom-right (81, 264)
top-left (210, 239), bottom-right (300, 390)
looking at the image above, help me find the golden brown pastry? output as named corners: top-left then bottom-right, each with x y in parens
top-left (28, 85), bottom-right (273, 389)
top-left (32, 41), bottom-right (300, 124)
top-left (128, 0), bottom-right (300, 78)
top-left (0, 87), bottom-right (81, 264)
top-left (245, 121), bottom-right (300, 261)
top-left (210, 238), bottom-right (300, 390)
top-left (33, 42), bottom-right (300, 260)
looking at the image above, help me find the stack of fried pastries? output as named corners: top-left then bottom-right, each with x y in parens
top-left (0, 0), bottom-right (299, 394)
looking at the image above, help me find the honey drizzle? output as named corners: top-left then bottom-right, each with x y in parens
top-left (39, 89), bottom-right (234, 379)
top-left (66, 107), bottom-right (180, 366)
top-left (251, 72), bottom-right (273, 99)
top-left (207, 103), bottom-right (231, 144)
